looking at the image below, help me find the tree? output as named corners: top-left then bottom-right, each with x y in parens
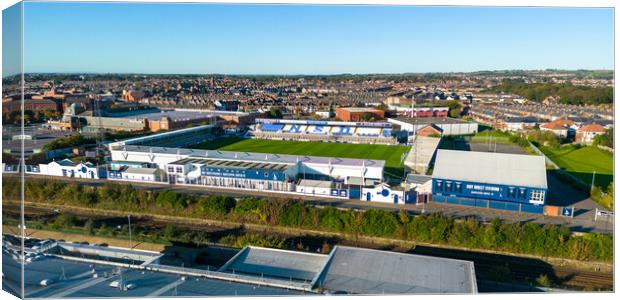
top-left (54, 214), bottom-right (78, 228)
top-left (164, 224), bottom-right (178, 239)
top-left (593, 127), bottom-right (613, 148)
top-left (197, 196), bottom-right (236, 216)
top-left (536, 274), bottom-right (552, 287)
top-left (84, 219), bottom-right (95, 235)
top-left (266, 107), bottom-right (283, 119)
top-left (445, 100), bottom-right (462, 118)
top-left (360, 112), bottom-right (375, 121)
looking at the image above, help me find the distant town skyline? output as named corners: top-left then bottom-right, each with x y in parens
top-left (2, 2), bottom-right (615, 77)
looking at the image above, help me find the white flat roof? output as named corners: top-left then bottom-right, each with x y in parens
top-left (432, 149), bottom-right (547, 189)
top-left (317, 246), bottom-right (477, 294)
top-left (219, 246), bottom-right (328, 282)
top-left (114, 144), bottom-right (386, 169)
top-left (298, 179), bottom-right (334, 188)
top-left (124, 167), bottom-right (159, 175)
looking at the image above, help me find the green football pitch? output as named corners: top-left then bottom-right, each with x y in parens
top-left (192, 137), bottom-right (411, 179)
top-left (540, 145), bottom-right (613, 189)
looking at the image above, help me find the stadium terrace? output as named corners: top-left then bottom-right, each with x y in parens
top-left (251, 118), bottom-right (398, 145)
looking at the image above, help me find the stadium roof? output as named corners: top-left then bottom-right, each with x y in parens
top-left (392, 117), bottom-right (474, 125)
top-left (432, 150), bottom-right (547, 189)
top-left (115, 144), bottom-right (386, 169)
top-left (104, 109), bottom-right (248, 121)
top-left (316, 246), bottom-right (477, 294)
top-left (170, 157), bottom-right (290, 171)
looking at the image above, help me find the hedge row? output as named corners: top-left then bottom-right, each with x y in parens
top-left (3, 177), bottom-right (612, 261)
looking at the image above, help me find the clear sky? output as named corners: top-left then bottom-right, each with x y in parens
top-left (6, 2), bottom-right (616, 76)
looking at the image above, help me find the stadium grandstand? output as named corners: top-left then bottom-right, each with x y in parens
top-left (251, 119), bottom-right (397, 145)
top-left (109, 124), bottom-right (220, 148)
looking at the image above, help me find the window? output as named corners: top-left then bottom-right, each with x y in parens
top-left (455, 182), bottom-right (462, 193)
top-left (530, 190), bottom-right (545, 204)
top-left (176, 167), bottom-right (183, 173)
top-left (168, 166), bottom-right (174, 173)
top-left (445, 181), bottom-right (452, 192)
top-left (519, 188), bottom-right (526, 199)
top-left (264, 171), bottom-right (269, 177)
top-left (508, 187), bottom-right (515, 198)
top-left (435, 181), bottom-right (442, 191)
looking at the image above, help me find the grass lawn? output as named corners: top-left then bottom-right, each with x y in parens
top-left (192, 137), bottom-right (411, 180)
top-left (469, 130), bottom-right (512, 143)
top-left (540, 145), bottom-right (613, 190)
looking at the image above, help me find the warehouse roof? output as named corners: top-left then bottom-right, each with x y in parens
top-left (316, 246), bottom-right (477, 294)
top-left (219, 246), bottom-right (328, 282)
top-left (432, 150), bottom-right (547, 189)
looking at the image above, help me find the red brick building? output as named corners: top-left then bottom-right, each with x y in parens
top-left (2, 99), bottom-right (57, 114)
top-left (335, 107), bottom-right (385, 122)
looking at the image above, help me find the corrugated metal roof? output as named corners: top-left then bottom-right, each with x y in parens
top-left (406, 174), bottom-right (432, 185)
top-left (432, 150), bottom-right (547, 189)
top-left (317, 246), bottom-right (477, 294)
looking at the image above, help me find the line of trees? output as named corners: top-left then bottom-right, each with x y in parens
top-left (491, 80), bottom-right (613, 105)
top-left (3, 109), bottom-right (62, 125)
top-left (4, 178), bottom-right (612, 261)
top-left (41, 134), bottom-right (97, 152)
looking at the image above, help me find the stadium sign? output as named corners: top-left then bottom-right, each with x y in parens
top-left (201, 167), bottom-right (286, 181)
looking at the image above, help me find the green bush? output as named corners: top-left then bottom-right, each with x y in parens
top-left (8, 177), bottom-right (614, 262)
top-left (196, 196), bottom-right (236, 216)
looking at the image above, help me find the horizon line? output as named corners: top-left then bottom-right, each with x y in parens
top-left (3, 68), bottom-right (614, 79)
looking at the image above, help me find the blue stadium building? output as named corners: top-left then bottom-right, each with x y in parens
top-left (431, 150), bottom-right (548, 214)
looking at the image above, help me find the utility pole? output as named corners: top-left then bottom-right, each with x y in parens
top-left (128, 215), bottom-right (132, 250)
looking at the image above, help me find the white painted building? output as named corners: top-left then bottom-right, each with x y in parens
top-left (361, 183), bottom-right (406, 204)
top-left (36, 159), bottom-right (105, 179)
top-left (388, 117), bottom-right (478, 136)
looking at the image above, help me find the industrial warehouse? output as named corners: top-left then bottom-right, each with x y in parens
top-left (2, 236), bottom-right (478, 297)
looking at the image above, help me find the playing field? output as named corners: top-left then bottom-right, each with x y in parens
top-left (540, 145), bottom-right (613, 189)
top-left (192, 137), bottom-right (410, 179)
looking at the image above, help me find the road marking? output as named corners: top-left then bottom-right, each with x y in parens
top-left (146, 278), bottom-right (185, 297)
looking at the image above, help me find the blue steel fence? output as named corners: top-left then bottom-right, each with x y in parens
top-left (432, 194), bottom-right (544, 214)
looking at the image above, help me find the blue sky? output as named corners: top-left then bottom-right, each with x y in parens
top-left (4, 2), bottom-right (616, 76)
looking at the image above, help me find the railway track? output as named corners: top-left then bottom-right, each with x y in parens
top-left (4, 202), bottom-right (614, 291)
